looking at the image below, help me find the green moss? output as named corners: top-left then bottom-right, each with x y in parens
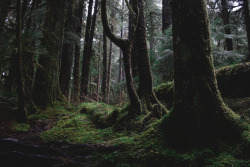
top-left (95, 120), bottom-right (250, 167)
top-left (40, 111), bottom-right (128, 144)
top-left (79, 102), bottom-right (119, 128)
top-left (11, 122), bottom-right (30, 132)
top-left (28, 101), bottom-right (73, 120)
top-left (154, 81), bottom-right (174, 109)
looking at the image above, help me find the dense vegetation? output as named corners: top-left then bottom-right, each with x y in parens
top-left (0, 0), bottom-right (249, 166)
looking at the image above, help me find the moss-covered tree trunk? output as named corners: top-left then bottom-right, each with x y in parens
top-left (59, 0), bottom-right (76, 101)
top-left (135, 0), bottom-right (167, 118)
top-left (101, 0), bottom-right (141, 113)
top-left (243, 0), bottom-right (250, 60)
top-left (221, 0), bottom-right (233, 51)
top-left (80, 0), bottom-right (98, 101)
top-left (162, 0), bottom-right (171, 33)
top-left (161, 0), bottom-right (244, 146)
top-left (129, 0), bottom-right (139, 78)
top-left (32, 0), bottom-right (66, 110)
top-left (73, 0), bottom-right (85, 103)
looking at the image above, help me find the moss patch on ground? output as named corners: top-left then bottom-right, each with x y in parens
top-left (28, 101), bottom-right (73, 121)
top-left (79, 102), bottom-right (119, 128)
top-left (40, 102), bottom-right (132, 144)
top-left (2, 95), bottom-right (249, 167)
top-left (95, 121), bottom-right (250, 167)
top-left (11, 122), bottom-right (30, 132)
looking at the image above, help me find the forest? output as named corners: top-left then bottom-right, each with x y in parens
top-left (0, 0), bottom-right (250, 166)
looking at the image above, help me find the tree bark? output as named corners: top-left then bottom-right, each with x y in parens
top-left (161, 0), bottom-right (244, 146)
top-left (0, 0), bottom-right (11, 38)
top-left (32, 0), bottom-right (66, 110)
top-left (162, 0), bottom-right (172, 33)
top-left (107, 31), bottom-right (113, 104)
top-left (73, 0), bottom-right (85, 103)
top-left (97, 41), bottom-right (101, 102)
top-left (16, 0), bottom-right (27, 122)
top-left (59, 0), bottom-right (76, 101)
top-left (80, 0), bottom-right (99, 100)
top-left (129, 0), bottom-right (139, 77)
top-left (102, 31), bottom-right (108, 102)
top-left (101, 0), bottom-right (141, 113)
top-left (134, 0), bottom-right (167, 119)
top-left (221, 0), bottom-right (233, 51)
top-left (59, 44), bottom-right (74, 100)
top-left (243, 0), bottom-right (250, 60)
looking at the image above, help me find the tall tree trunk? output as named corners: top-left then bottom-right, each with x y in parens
top-left (101, 0), bottom-right (141, 113)
top-left (129, 0), bottom-right (138, 77)
top-left (59, 0), bottom-right (76, 101)
top-left (107, 31), bottom-right (113, 104)
top-left (80, 0), bottom-right (99, 100)
top-left (243, 0), bottom-right (250, 60)
top-left (59, 44), bottom-right (74, 100)
top-left (162, 0), bottom-right (172, 33)
top-left (97, 41), bottom-right (101, 102)
top-left (32, 0), bottom-right (66, 110)
top-left (16, 0), bottom-right (26, 122)
top-left (0, 0), bottom-right (11, 38)
top-left (22, 0), bottom-right (41, 111)
top-left (73, 0), bottom-right (85, 103)
top-left (21, 0), bottom-right (30, 27)
top-left (135, 0), bottom-right (167, 120)
top-left (149, 12), bottom-right (155, 51)
top-left (118, 0), bottom-right (124, 103)
top-left (161, 0), bottom-right (244, 146)
top-left (102, 31), bottom-right (108, 102)
top-left (221, 0), bottom-right (233, 51)
top-left (1, 1), bottom-right (15, 92)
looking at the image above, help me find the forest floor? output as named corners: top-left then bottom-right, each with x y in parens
top-left (0, 89), bottom-right (250, 167)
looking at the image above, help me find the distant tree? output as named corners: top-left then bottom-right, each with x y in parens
top-left (161, 0), bottom-right (244, 145)
top-left (243, 0), bottom-right (250, 60)
top-left (102, 0), bottom-right (141, 113)
top-left (221, 0), bottom-right (234, 51)
top-left (73, 0), bottom-right (85, 103)
top-left (129, 0), bottom-right (139, 77)
top-left (32, 0), bottom-right (66, 110)
top-left (134, 0), bottom-right (167, 117)
top-left (0, 0), bottom-right (12, 38)
top-left (81, 0), bottom-right (99, 100)
top-left (16, 0), bottom-right (26, 122)
top-left (59, 0), bottom-right (77, 101)
top-left (162, 0), bottom-right (172, 33)
top-left (107, 26), bottom-right (113, 104)
top-left (102, 31), bottom-right (108, 102)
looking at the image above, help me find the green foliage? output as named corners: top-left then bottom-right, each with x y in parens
top-left (11, 122), bottom-right (30, 132)
top-left (212, 51), bottom-right (245, 68)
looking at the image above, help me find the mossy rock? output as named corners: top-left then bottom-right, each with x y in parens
top-left (216, 63), bottom-right (250, 97)
top-left (154, 81), bottom-right (174, 109)
top-left (154, 63), bottom-right (250, 107)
